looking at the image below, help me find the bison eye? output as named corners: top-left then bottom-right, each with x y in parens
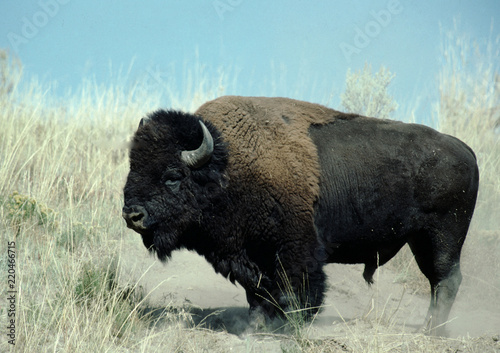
top-left (165, 179), bottom-right (181, 191)
top-left (163, 169), bottom-right (183, 191)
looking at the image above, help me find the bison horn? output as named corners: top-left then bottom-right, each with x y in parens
top-left (139, 117), bottom-right (149, 128)
top-left (181, 120), bottom-right (214, 168)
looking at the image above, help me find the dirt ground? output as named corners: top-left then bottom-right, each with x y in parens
top-left (119, 240), bottom-right (500, 351)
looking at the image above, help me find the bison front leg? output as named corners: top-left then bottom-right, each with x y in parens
top-left (242, 263), bottom-right (324, 324)
top-left (274, 244), bottom-right (326, 320)
top-left (245, 290), bottom-right (275, 329)
top-left (210, 254), bottom-right (279, 325)
top-left (243, 272), bottom-right (289, 321)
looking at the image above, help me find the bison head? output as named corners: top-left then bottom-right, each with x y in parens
top-left (122, 110), bottom-right (228, 260)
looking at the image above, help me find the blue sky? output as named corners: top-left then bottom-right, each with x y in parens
top-left (1, 1), bottom-right (499, 119)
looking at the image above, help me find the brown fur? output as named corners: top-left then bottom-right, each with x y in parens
top-left (195, 96), bottom-right (349, 235)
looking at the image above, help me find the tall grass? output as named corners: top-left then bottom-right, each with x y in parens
top-left (1, 20), bottom-right (499, 352)
top-left (0, 51), bottom-right (175, 352)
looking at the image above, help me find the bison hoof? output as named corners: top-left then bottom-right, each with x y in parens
top-left (247, 307), bottom-right (267, 332)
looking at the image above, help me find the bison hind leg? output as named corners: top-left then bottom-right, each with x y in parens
top-left (408, 226), bottom-right (466, 336)
top-left (420, 263), bottom-right (462, 336)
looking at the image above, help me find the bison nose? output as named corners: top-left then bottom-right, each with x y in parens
top-left (122, 205), bottom-right (149, 231)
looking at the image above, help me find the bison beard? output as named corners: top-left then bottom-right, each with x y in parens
top-left (123, 96), bottom-right (479, 336)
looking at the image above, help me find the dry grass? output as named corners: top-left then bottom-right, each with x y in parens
top-left (0, 22), bottom-right (499, 352)
top-left (0, 51), bottom-right (182, 352)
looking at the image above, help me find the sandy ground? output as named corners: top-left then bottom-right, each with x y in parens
top-left (119, 237), bottom-right (500, 344)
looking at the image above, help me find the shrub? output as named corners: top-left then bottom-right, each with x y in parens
top-left (4, 191), bottom-right (58, 232)
top-left (340, 63), bottom-right (398, 118)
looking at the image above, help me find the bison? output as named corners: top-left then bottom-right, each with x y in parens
top-left (122, 96), bottom-right (479, 335)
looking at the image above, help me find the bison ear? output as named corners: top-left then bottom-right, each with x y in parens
top-left (181, 120), bottom-right (214, 169)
